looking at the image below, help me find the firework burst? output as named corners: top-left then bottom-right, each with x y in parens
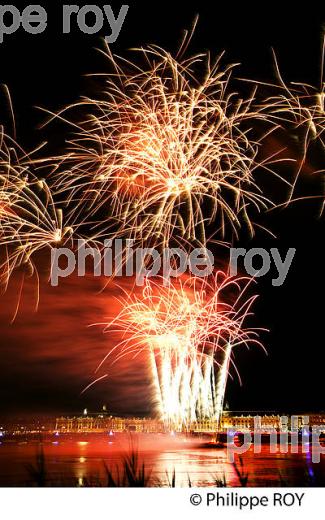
top-left (95, 272), bottom-right (264, 428)
top-left (49, 33), bottom-right (283, 248)
top-left (263, 40), bottom-right (325, 211)
top-left (0, 132), bottom-right (75, 293)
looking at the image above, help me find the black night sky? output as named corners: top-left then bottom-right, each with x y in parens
top-left (0, 1), bottom-right (324, 417)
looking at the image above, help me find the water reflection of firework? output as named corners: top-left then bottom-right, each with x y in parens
top-left (98, 273), bottom-right (264, 429)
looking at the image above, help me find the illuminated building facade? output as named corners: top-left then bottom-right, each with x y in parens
top-left (53, 412), bottom-right (325, 434)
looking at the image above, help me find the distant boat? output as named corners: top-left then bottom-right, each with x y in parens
top-left (199, 441), bottom-right (226, 449)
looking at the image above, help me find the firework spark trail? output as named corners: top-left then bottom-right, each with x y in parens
top-left (0, 175), bottom-right (73, 284)
top-left (0, 133), bottom-right (77, 296)
top-left (261, 40), bottom-right (325, 212)
top-left (48, 35), bottom-right (285, 248)
top-left (95, 272), bottom-right (264, 428)
top-left (214, 341), bottom-right (232, 428)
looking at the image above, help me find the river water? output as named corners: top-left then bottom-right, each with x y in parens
top-left (0, 434), bottom-right (324, 486)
